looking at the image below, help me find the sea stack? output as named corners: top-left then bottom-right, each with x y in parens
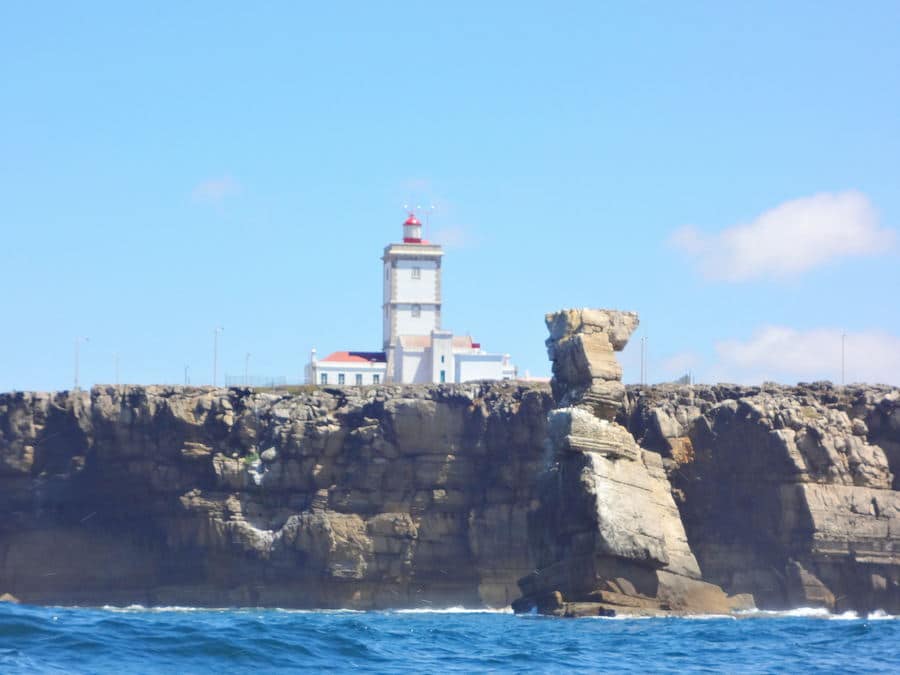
top-left (513, 308), bottom-right (753, 617)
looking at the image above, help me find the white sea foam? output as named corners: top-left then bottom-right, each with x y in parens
top-left (738, 607), bottom-right (832, 618)
top-left (92, 604), bottom-right (511, 615)
top-left (79, 604), bottom-right (898, 620)
top-left (735, 607), bottom-right (899, 620)
top-left (828, 611), bottom-right (860, 621)
top-left (273, 608), bottom-right (362, 614)
top-left (99, 605), bottom-right (230, 613)
top-left (867, 610), bottom-right (896, 620)
top-left (392, 606), bottom-right (513, 614)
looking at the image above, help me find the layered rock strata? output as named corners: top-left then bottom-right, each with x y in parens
top-left (513, 309), bottom-right (751, 617)
top-left (623, 383), bottom-right (900, 612)
top-left (0, 382), bottom-right (552, 608)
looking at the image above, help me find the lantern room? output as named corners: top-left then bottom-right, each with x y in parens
top-left (403, 213), bottom-right (422, 243)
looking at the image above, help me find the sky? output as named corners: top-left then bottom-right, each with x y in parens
top-left (1, 1), bottom-right (899, 391)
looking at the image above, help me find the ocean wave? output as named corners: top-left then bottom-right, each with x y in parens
top-left (867, 610), bottom-right (896, 620)
top-left (739, 607), bottom-right (898, 620)
top-left (391, 606), bottom-right (513, 614)
top-left (99, 605), bottom-right (218, 613)
top-left (738, 607), bottom-right (832, 618)
top-left (2, 602), bottom-right (898, 673)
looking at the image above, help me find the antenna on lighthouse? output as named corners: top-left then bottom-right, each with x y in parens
top-left (423, 204), bottom-right (436, 228)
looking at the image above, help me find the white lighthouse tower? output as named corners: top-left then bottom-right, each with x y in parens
top-left (306, 213), bottom-right (516, 386)
top-left (382, 213), bottom-right (444, 351)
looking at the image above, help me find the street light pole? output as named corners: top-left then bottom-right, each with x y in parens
top-left (244, 352), bottom-right (251, 386)
top-left (114, 352), bottom-right (119, 386)
top-left (74, 336), bottom-right (89, 391)
top-left (213, 326), bottom-right (224, 386)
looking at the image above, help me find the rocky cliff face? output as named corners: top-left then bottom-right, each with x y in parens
top-left (1, 317), bottom-right (898, 614)
top-left (623, 383), bottom-right (900, 613)
top-left (0, 383), bottom-right (552, 608)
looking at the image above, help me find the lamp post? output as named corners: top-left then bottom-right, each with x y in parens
top-left (114, 352), bottom-right (119, 387)
top-left (244, 352), bottom-right (251, 386)
top-left (213, 326), bottom-right (224, 386)
top-left (74, 336), bottom-right (89, 391)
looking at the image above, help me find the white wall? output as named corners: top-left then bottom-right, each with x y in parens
top-left (313, 362), bottom-right (386, 386)
top-left (455, 354), bottom-right (509, 382)
top-left (431, 332), bottom-right (455, 383)
top-left (400, 350), bottom-right (432, 384)
top-left (394, 259), bottom-right (439, 304)
top-left (394, 304), bottom-right (439, 337)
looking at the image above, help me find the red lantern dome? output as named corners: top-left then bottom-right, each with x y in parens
top-left (403, 213), bottom-right (422, 243)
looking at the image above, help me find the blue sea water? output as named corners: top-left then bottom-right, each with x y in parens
top-left (0, 604), bottom-right (897, 673)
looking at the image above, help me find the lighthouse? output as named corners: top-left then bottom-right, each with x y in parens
top-left (382, 214), bottom-right (444, 351)
top-left (306, 213), bottom-right (516, 386)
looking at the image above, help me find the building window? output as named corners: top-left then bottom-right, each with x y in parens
top-left (412, 266), bottom-right (421, 279)
top-left (355, 374), bottom-right (363, 386)
top-left (338, 373), bottom-right (345, 385)
top-left (440, 355), bottom-right (445, 364)
top-left (412, 304), bottom-right (421, 318)
top-left (320, 373), bottom-right (327, 385)
top-left (373, 374), bottom-right (380, 384)
top-left (440, 370), bottom-right (446, 383)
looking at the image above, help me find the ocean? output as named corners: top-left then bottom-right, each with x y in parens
top-left (0, 604), bottom-right (896, 673)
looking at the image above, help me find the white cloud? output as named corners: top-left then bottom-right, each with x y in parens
top-left (710, 326), bottom-right (900, 385)
top-left (670, 190), bottom-right (895, 281)
top-left (192, 176), bottom-right (240, 205)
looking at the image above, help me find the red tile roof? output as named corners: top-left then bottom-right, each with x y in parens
top-left (321, 351), bottom-right (387, 364)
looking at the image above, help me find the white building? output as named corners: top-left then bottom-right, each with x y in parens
top-left (307, 214), bottom-right (516, 385)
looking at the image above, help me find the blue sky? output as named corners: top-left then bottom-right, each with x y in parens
top-left (2, 2), bottom-right (899, 391)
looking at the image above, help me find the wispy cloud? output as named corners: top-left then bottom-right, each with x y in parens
top-left (709, 326), bottom-right (900, 385)
top-left (431, 224), bottom-right (478, 249)
top-left (670, 191), bottom-right (894, 281)
top-left (192, 176), bottom-right (241, 206)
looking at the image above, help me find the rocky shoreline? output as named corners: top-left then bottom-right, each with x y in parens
top-left (1, 310), bottom-right (898, 615)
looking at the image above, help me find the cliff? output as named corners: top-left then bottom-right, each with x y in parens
top-left (1, 313), bottom-right (898, 613)
top-left (0, 383), bottom-right (552, 608)
top-left (623, 382), bottom-right (900, 612)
